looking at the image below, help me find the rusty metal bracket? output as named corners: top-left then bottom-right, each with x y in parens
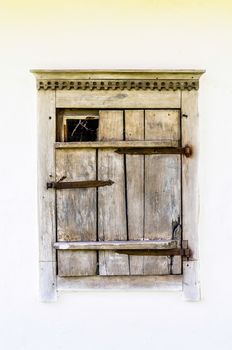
top-left (115, 145), bottom-right (192, 157)
top-left (114, 240), bottom-right (190, 258)
top-left (47, 179), bottom-right (114, 189)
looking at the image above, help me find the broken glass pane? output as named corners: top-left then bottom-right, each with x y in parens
top-left (66, 119), bottom-right (98, 142)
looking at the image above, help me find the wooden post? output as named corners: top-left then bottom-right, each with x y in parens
top-left (182, 90), bottom-right (201, 301)
top-left (37, 90), bottom-right (57, 301)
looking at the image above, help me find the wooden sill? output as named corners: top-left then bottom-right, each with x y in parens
top-left (57, 275), bottom-right (183, 292)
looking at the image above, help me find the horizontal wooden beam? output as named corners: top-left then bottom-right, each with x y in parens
top-left (55, 140), bottom-right (179, 149)
top-left (56, 90), bottom-right (181, 109)
top-left (57, 275), bottom-right (183, 291)
top-left (54, 240), bottom-right (178, 250)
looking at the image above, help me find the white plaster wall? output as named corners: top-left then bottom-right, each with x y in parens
top-left (1, 1), bottom-right (232, 349)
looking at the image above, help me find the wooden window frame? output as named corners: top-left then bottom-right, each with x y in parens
top-left (31, 69), bottom-right (205, 301)
top-left (56, 109), bottom-right (99, 142)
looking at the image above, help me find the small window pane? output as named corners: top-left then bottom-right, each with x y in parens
top-left (66, 119), bottom-right (98, 142)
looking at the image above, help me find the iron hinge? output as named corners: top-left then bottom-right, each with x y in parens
top-left (115, 145), bottom-right (192, 157)
top-left (47, 179), bottom-right (114, 189)
top-left (115, 240), bottom-right (190, 258)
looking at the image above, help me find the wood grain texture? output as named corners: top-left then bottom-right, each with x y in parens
top-left (56, 148), bottom-right (97, 276)
top-left (181, 91), bottom-right (199, 259)
top-left (144, 156), bottom-right (181, 275)
top-left (56, 90), bottom-right (181, 109)
top-left (58, 251), bottom-right (96, 277)
top-left (182, 90), bottom-right (200, 300)
top-left (171, 224), bottom-right (182, 275)
top-left (144, 156), bottom-right (181, 238)
top-left (183, 261), bottom-right (200, 301)
top-left (144, 110), bottom-right (181, 275)
top-left (37, 90), bottom-right (57, 301)
top-left (98, 110), bottom-right (124, 141)
top-left (32, 69), bottom-right (205, 80)
top-left (125, 110), bottom-right (145, 274)
top-left (145, 110), bottom-right (180, 143)
top-left (98, 110), bottom-right (129, 275)
top-left (38, 90), bottom-right (56, 262)
top-left (55, 140), bottom-right (179, 149)
top-left (39, 262), bottom-right (57, 302)
top-left (57, 275), bottom-right (182, 291)
top-left (54, 240), bottom-right (178, 250)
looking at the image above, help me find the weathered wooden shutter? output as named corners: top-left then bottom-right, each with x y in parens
top-left (56, 109), bottom-right (181, 276)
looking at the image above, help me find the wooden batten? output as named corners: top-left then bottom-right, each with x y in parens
top-left (54, 240), bottom-right (178, 250)
top-left (55, 140), bottom-right (180, 149)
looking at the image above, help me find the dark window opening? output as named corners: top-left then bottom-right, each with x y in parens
top-left (66, 119), bottom-right (98, 142)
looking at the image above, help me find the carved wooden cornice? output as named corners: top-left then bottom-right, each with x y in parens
top-left (36, 79), bottom-right (199, 91)
top-left (31, 70), bottom-right (205, 91)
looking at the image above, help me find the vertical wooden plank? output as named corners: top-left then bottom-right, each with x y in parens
top-left (144, 156), bottom-right (181, 238)
top-left (57, 251), bottom-right (97, 277)
top-left (145, 110), bottom-right (180, 144)
top-left (98, 110), bottom-right (129, 275)
top-left (98, 110), bottom-right (123, 141)
top-left (171, 224), bottom-right (182, 275)
top-left (144, 110), bottom-right (181, 275)
top-left (182, 90), bottom-right (200, 300)
top-left (37, 90), bottom-right (57, 301)
top-left (182, 91), bottom-right (199, 259)
top-left (125, 110), bottom-right (145, 274)
top-left (56, 109), bottom-right (64, 142)
top-left (56, 149), bottom-right (97, 276)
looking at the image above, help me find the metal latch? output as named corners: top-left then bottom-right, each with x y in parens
top-left (115, 145), bottom-right (192, 157)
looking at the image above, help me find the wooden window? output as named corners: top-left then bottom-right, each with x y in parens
top-left (32, 69), bottom-right (205, 301)
top-left (56, 109), bottom-right (99, 142)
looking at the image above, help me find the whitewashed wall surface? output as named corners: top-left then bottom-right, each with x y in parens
top-left (1, 1), bottom-right (232, 349)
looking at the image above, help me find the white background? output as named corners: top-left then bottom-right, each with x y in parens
top-left (1, 1), bottom-right (232, 349)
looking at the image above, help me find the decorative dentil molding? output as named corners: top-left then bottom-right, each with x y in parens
top-left (36, 79), bottom-right (199, 91)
